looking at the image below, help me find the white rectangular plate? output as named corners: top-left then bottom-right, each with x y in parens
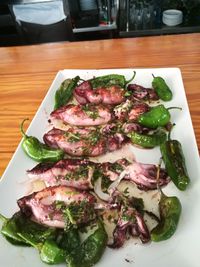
top-left (0, 68), bottom-right (199, 267)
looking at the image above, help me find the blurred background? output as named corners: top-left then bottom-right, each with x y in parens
top-left (0, 0), bottom-right (200, 46)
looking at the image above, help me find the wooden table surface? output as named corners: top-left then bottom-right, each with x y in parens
top-left (0, 33), bottom-right (200, 176)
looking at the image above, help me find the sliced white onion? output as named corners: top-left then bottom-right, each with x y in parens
top-left (94, 177), bottom-right (110, 201)
top-left (108, 170), bottom-right (128, 193)
top-left (94, 202), bottom-right (118, 210)
top-left (94, 170), bottom-right (128, 202)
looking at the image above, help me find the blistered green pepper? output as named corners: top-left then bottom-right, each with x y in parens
top-left (90, 72), bottom-right (136, 88)
top-left (0, 212), bottom-right (55, 248)
top-left (66, 221), bottom-right (108, 267)
top-left (54, 76), bottom-right (80, 110)
top-left (21, 119), bottom-right (64, 162)
top-left (127, 129), bottom-right (167, 148)
top-left (0, 212), bottom-right (29, 246)
top-left (41, 228), bottom-right (81, 264)
top-left (138, 104), bottom-right (171, 129)
top-left (152, 74), bottom-right (173, 101)
top-left (151, 191), bottom-right (182, 242)
top-left (160, 139), bottom-right (190, 191)
top-left (40, 239), bottom-right (65, 264)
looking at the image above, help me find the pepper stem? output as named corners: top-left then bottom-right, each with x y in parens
top-left (152, 74), bottom-right (155, 78)
top-left (168, 123), bottom-right (176, 141)
top-left (167, 107), bottom-right (182, 111)
top-left (20, 118), bottom-right (29, 138)
top-left (0, 213), bottom-right (7, 223)
top-left (125, 71), bottom-right (136, 85)
top-left (156, 158), bottom-right (164, 197)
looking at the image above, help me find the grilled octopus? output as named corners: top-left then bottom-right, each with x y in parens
top-left (51, 99), bottom-right (150, 128)
top-left (27, 158), bottom-right (170, 191)
top-left (17, 185), bottom-right (97, 228)
top-left (43, 127), bottom-right (126, 157)
top-left (73, 80), bottom-right (125, 105)
top-left (109, 206), bottom-right (150, 248)
top-left (114, 100), bottom-right (150, 121)
top-left (51, 103), bottom-right (112, 126)
top-left (17, 185), bottom-right (150, 247)
top-left (127, 84), bottom-right (159, 101)
top-left (73, 80), bottom-right (158, 105)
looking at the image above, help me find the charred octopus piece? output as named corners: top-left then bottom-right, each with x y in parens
top-left (114, 100), bottom-right (150, 122)
top-left (122, 161), bottom-right (170, 191)
top-left (128, 102), bottom-right (150, 121)
top-left (127, 84), bottom-right (159, 101)
top-left (17, 186), bottom-right (97, 228)
top-left (27, 159), bottom-right (96, 189)
top-left (43, 127), bottom-right (126, 157)
top-left (109, 206), bottom-right (150, 248)
top-left (51, 104), bottom-right (112, 126)
top-left (43, 127), bottom-right (106, 157)
top-left (74, 80), bottom-right (125, 105)
top-left (28, 159), bottom-right (169, 192)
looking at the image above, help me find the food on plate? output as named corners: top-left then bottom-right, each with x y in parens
top-left (160, 137), bottom-right (190, 191)
top-left (89, 72), bottom-right (136, 88)
top-left (1, 71), bottom-right (189, 267)
top-left (109, 206), bottom-right (150, 248)
top-left (27, 159), bottom-right (95, 190)
top-left (151, 190), bottom-right (182, 242)
top-left (54, 76), bottom-right (80, 110)
top-left (74, 81), bottom-right (125, 105)
top-left (152, 74), bottom-right (173, 101)
top-left (51, 104), bottom-right (112, 126)
top-left (114, 100), bottom-right (149, 121)
top-left (127, 83), bottom-right (159, 101)
top-left (43, 127), bottom-right (125, 157)
top-left (17, 186), bottom-right (97, 228)
top-left (65, 220), bottom-right (108, 267)
top-left (137, 104), bottom-right (171, 129)
top-left (21, 119), bottom-right (64, 163)
top-left (27, 158), bottom-right (170, 191)
top-left (127, 129), bottom-right (167, 148)
top-left (0, 211), bottom-right (108, 266)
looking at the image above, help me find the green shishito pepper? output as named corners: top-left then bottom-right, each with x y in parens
top-left (89, 71), bottom-right (136, 88)
top-left (138, 104), bottom-right (171, 129)
top-left (127, 129), bottom-right (167, 148)
top-left (160, 139), bottom-right (190, 191)
top-left (20, 119), bottom-right (64, 162)
top-left (0, 212), bottom-right (29, 246)
top-left (40, 239), bottom-right (66, 264)
top-left (66, 221), bottom-right (108, 267)
top-left (40, 228), bottom-right (81, 264)
top-left (0, 212), bottom-right (56, 248)
top-left (0, 212), bottom-right (81, 265)
top-left (152, 74), bottom-right (173, 101)
top-left (151, 191), bottom-right (182, 242)
top-left (54, 76), bottom-right (80, 110)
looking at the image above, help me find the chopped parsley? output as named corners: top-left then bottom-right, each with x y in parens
top-left (123, 187), bottom-right (130, 196)
top-left (53, 199), bottom-right (96, 230)
top-left (124, 91), bottom-right (132, 97)
top-left (64, 128), bottom-right (102, 154)
top-left (65, 165), bottom-right (89, 181)
top-left (63, 200), bottom-right (96, 229)
top-left (109, 162), bottom-right (124, 173)
top-left (86, 129), bottom-right (101, 146)
top-left (91, 169), bottom-right (112, 191)
top-left (82, 104), bottom-right (99, 120)
top-left (65, 132), bottom-right (81, 143)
